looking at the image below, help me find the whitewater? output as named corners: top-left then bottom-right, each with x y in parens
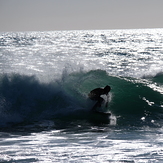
top-left (0, 28), bottom-right (163, 162)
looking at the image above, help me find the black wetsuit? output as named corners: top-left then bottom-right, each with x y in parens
top-left (88, 88), bottom-right (107, 110)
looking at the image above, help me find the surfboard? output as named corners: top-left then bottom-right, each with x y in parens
top-left (89, 110), bottom-right (111, 123)
top-left (92, 110), bottom-right (111, 116)
top-left (96, 111), bottom-right (111, 116)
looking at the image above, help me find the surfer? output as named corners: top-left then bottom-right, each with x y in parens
top-left (88, 85), bottom-right (111, 111)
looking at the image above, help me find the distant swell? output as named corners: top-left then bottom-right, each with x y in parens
top-left (0, 70), bottom-right (163, 128)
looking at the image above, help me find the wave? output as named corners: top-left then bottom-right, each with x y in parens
top-left (0, 32), bottom-right (38, 47)
top-left (149, 72), bottom-right (163, 85)
top-left (0, 70), bottom-right (163, 128)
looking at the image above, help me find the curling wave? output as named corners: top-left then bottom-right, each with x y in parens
top-left (0, 70), bottom-right (163, 128)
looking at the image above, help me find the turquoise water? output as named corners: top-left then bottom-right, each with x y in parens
top-left (0, 29), bottom-right (163, 162)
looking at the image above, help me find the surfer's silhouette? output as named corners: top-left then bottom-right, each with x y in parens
top-left (88, 85), bottom-right (111, 112)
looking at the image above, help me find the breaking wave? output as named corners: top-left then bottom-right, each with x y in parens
top-left (0, 70), bottom-right (163, 128)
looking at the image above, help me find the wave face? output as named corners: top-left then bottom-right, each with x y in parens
top-left (0, 70), bottom-right (163, 128)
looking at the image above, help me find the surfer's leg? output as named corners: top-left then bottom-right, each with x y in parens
top-left (91, 102), bottom-right (99, 111)
top-left (91, 97), bottom-right (104, 111)
top-left (98, 97), bottom-right (104, 107)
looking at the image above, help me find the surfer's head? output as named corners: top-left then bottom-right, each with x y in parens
top-left (104, 85), bottom-right (111, 94)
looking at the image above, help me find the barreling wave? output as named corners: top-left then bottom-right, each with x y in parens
top-left (0, 70), bottom-right (163, 128)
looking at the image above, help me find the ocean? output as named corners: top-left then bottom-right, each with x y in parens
top-left (0, 28), bottom-right (163, 162)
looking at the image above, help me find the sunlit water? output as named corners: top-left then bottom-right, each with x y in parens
top-left (0, 29), bottom-right (163, 162)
